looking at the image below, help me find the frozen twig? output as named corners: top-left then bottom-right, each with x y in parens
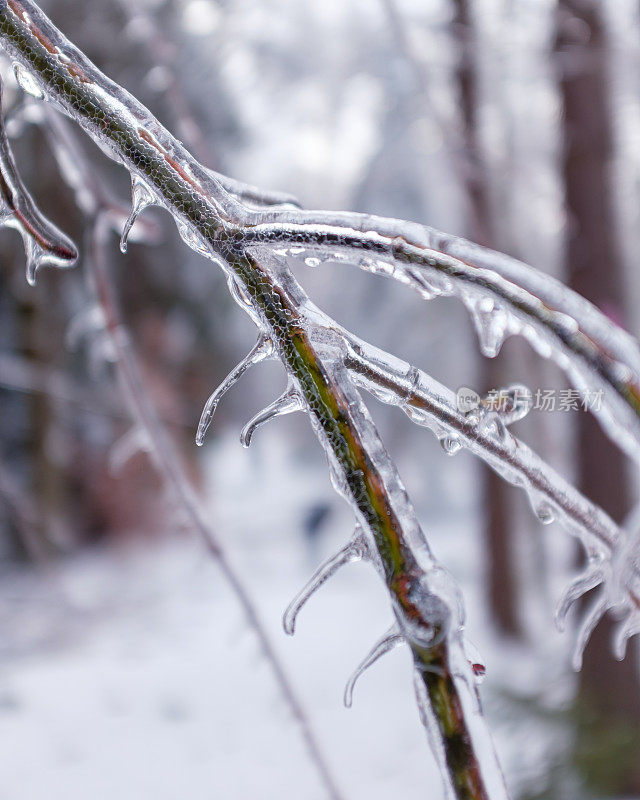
top-left (0, 74), bottom-right (76, 284)
top-left (3, 2), bottom-right (639, 796)
top-left (0, 4), bottom-right (507, 795)
top-left (342, 334), bottom-right (620, 555)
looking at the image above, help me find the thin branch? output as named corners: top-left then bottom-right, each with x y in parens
top-left (6, 2), bottom-right (637, 796)
top-left (238, 213), bottom-right (640, 461)
top-left (343, 334), bottom-right (620, 555)
top-left (86, 214), bottom-right (343, 800)
top-left (0, 4), bottom-right (505, 795)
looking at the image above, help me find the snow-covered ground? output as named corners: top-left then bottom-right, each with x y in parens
top-left (0, 426), bottom-right (574, 800)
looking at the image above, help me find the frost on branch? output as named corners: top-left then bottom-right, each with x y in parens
top-left (0, 77), bottom-right (76, 284)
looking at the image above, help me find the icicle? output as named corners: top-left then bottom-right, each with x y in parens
top-left (613, 611), bottom-right (640, 661)
top-left (344, 624), bottom-right (405, 708)
top-left (119, 174), bottom-right (157, 253)
top-left (240, 381), bottom-right (303, 448)
top-left (572, 594), bottom-right (608, 671)
top-left (12, 63), bottom-right (45, 100)
top-left (555, 563), bottom-right (604, 632)
top-left (440, 434), bottom-right (462, 456)
top-left (465, 295), bottom-right (509, 358)
top-left (176, 218), bottom-right (208, 257)
top-left (283, 529), bottom-right (368, 635)
top-left (109, 427), bottom-right (152, 474)
top-left (196, 335), bottom-right (274, 445)
top-left (526, 488), bottom-right (556, 526)
top-left (0, 78), bottom-right (77, 284)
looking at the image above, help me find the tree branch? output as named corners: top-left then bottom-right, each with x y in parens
top-left (3, 1), bottom-right (638, 797)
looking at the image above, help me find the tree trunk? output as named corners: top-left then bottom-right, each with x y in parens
top-left (452, 0), bottom-right (522, 637)
top-left (556, 1), bottom-right (640, 793)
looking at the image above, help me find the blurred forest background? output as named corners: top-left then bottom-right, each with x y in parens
top-left (0, 0), bottom-right (639, 798)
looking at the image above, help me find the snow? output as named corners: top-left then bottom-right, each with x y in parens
top-left (0, 431), bottom-right (439, 799)
top-left (0, 425), bottom-right (578, 799)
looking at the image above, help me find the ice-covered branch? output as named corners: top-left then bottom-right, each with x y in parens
top-left (342, 333), bottom-right (640, 662)
top-left (240, 214), bottom-right (640, 462)
top-left (0, 4), bottom-right (507, 795)
top-left (5, 1), bottom-right (638, 796)
top-left (343, 335), bottom-right (619, 554)
top-left (0, 74), bottom-right (76, 283)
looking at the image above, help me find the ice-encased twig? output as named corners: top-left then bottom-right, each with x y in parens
top-left (0, 4), bottom-right (547, 795)
top-left (115, 0), bottom-right (301, 211)
top-left (342, 334), bottom-right (620, 556)
top-left (239, 380), bottom-right (303, 448)
top-left (343, 624), bottom-right (405, 708)
top-left (196, 335), bottom-right (274, 446)
top-left (0, 76), bottom-right (76, 284)
top-left (239, 215), bottom-right (640, 462)
top-left (283, 529), bottom-right (368, 635)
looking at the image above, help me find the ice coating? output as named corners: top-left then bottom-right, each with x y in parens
top-left (3, 1), bottom-right (639, 795)
top-left (0, 76), bottom-right (77, 284)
